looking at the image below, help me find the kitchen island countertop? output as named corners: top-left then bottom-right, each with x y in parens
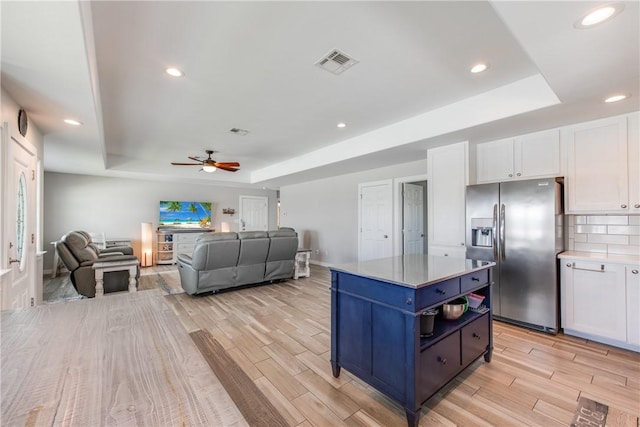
top-left (331, 254), bottom-right (495, 289)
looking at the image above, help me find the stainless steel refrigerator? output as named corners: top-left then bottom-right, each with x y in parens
top-left (466, 177), bottom-right (564, 333)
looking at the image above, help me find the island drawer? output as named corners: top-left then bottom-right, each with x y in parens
top-left (333, 273), bottom-right (416, 310)
top-left (416, 278), bottom-right (460, 310)
top-left (418, 332), bottom-right (460, 403)
top-left (461, 313), bottom-right (490, 366)
top-left (461, 269), bottom-right (489, 293)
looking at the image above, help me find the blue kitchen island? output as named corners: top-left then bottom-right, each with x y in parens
top-left (330, 255), bottom-right (495, 427)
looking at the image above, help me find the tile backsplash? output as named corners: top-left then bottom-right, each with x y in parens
top-left (566, 215), bottom-right (640, 256)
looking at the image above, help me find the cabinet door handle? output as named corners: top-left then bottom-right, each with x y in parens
top-left (508, 173), bottom-right (513, 177)
top-left (437, 356), bottom-right (447, 365)
top-left (516, 173), bottom-right (521, 176)
top-left (472, 332), bottom-right (481, 340)
top-left (632, 270), bottom-right (639, 274)
top-left (569, 262), bottom-right (605, 272)
top-left (635, 204), bottom-right (640, 209)
top-left (621, 204), bottom-right (627, 209)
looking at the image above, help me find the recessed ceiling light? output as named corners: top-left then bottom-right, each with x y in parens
top-left (165, 67), bottom-right (184, 77)
top-left (470, 63), bottom-right (488, 74)
top-left (64, 119), bottom-right (82, 126)
top-left (337, 122), bottom-right (347, 128)
top-left (575, 3), bottom-right (624, 29)
top-left (604, 94), bottom-right (629, 103)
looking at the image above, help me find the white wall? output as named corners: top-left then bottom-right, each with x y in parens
top-left (279, 158), bottom-right (428, 266)
top-left (44, 172), bottom-right (277, 270)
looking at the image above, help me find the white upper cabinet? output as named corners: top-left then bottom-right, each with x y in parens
top-left (476, 129), bottom-right (560, 184)
top-left (563, 114), bottom-right (631, 213)
top-left (428, 141), bottom-right (468, 256)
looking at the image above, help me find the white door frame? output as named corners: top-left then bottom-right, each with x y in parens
top-left (358, 179), bottom-right (393, 261)
top-left (393, 174), bottom-right (428, 256)
top-left (239, 195), bottom-right (268, 231)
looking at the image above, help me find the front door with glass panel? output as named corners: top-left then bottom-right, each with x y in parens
top-left (5, 133), bottom-right (36, 309)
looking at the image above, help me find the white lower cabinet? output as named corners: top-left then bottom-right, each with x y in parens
top-left (627, 266), bottom-right (640, 346)
top-left (561, 258), bottom-right (639, 350)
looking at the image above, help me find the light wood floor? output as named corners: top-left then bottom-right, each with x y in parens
top-left (15, 265), bottom-right (640, 426)
top-left (166, 264), bottom-right (640, 427)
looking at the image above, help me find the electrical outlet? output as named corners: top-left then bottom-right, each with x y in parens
top-left (315, 249), bottom-right (320, 255)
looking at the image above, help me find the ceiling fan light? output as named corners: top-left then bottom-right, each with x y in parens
top-left (202, 165), bottom-right (217, 173)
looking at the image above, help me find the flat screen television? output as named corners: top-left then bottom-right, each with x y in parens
top-left (159, 201), bottom-right (212, 228)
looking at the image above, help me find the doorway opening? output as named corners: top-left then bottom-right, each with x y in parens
top-left (402, 180), bottom-right (427, 255)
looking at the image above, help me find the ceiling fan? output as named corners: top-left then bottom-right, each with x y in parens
top-left (171, 150), bottom-right (240, 173)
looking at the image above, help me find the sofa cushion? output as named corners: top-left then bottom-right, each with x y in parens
top-left (63, 231), bottom-right (98, 263)
top-left (268, 229), bottom-right (297, 238)
top-left (238, 231), bottom-right (268, 239)
top-left (196, 232), bottom-right (238, 243)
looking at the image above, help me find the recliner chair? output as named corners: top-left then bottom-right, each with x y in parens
top-left (55, 230), bottom-right (140, 298)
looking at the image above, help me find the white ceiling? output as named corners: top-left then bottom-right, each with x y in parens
top-left (2, 1), bottom-right (638, 189)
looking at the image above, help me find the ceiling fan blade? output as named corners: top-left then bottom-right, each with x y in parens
top-left (215, 165), bottom-right (239, 172)
top-left (171, 162), bottom-right (202, 166)
top-left (213, 162), bottom-right (240, 167)
top-left (188, 156), bottom-right (204, 162)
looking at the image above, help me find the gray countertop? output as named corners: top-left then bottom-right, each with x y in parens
top-left (558, 251), bottom-right (640, 266)
top-left (330, 254), bottom-right (495, 289)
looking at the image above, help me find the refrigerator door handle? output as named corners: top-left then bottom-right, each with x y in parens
top-left (492, 203), bottom-right (498, 261)
top-left (500, 203), bottom-right (506, 261)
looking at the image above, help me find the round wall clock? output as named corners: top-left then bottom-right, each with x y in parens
top-left (18, 109), bottom-right (28, 137)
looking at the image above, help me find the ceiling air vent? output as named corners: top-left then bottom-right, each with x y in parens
top-left (229, 128), bottom-right (249, 136)
top-left (315, 48), bottom-right (359, 75)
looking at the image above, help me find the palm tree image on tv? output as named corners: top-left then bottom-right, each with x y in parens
top-left (159, 201), bottom-right (211, 227)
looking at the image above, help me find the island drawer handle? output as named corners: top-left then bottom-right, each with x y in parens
top-left (437, 356), bottom-right (447, 365)
top-left (472, 333), bottom-right (481, 340)
top-left (436, 288), bottom-right (446, 295)
top-left (471, 277), bottom-right (480, 282)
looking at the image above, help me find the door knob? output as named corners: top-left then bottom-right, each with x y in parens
top-left (384, 235), bottom-right (388, 238)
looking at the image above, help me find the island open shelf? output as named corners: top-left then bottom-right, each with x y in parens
top-left (330, 254), bottom-right (495, 427)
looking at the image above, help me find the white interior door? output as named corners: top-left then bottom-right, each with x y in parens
top-left (5, 132), bottom-right (37, 309)
top-left (239, 196), bottom-right (268, 231)
top-left (403, 183), bottom-right (424, 255)
top-left (359, 180), bottom-right (392, 261)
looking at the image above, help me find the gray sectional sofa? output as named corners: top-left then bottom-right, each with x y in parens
top-left (176, 228), bottom-right (298, 295)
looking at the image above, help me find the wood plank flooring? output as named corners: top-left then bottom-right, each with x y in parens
top-left (1, 288), bottom-right (247, 426)
top-left (7, 264), bottom-right (640, 426)
top-left (168, 264), bottom-right (640, 427)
